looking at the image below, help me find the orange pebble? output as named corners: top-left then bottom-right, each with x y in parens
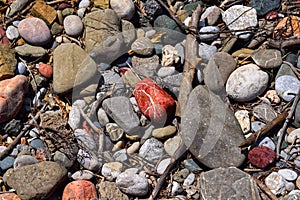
top-left (38, 63), bottom-right (53, 79)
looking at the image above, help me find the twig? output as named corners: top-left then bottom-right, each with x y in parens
top-left (268, 36), bottom-right (300, 49)
top-left (252, 177), bottom-right (278, 200)
top-left (0, 103), bottom-right (47, 160)
top-left (276, 86), bottom-right (300, 158)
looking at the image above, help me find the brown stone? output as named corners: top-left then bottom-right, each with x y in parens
top-left (0, 45), bottom-right (17, 81)
top-left (0, 193), bottom-right (21, 200)
top-left (62, 180), bottom-right (97, 200)
top-left (94, 0), bottom-right (110, 9)
top-left (31, 0), bottom-right (57, 25)
top-left (273, 16), bottom-right (300, 40)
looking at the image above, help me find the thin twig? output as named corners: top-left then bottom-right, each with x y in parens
top-left (252, 177), bottom-right (278, 200)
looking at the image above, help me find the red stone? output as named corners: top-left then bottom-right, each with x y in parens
top-left (248, 146), bottom-right (276, 168)
top-left (266, 11), bottom-right (278, 20)
top-left (62, 180), bottom-right (97, 200)
top-left (38, 63), bottom-right (53, 78)
top-left (0, 193), bottom-right (21, 200)
top-left (133, 78), bottom-right (176, 123)
top-left (0, 27), bottom-right (11, 46)
top-left (0, 75), bottom-right (28, 124)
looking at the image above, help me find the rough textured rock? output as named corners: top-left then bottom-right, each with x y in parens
top-left (181, 85), bottom-right (245, 168)
top-left (251, 49), bottom-right (282, 68)
top-left (273, 16), bottom-right (300, 40)
top-left (97, 181), bottom-right (129, 199)
top-left (62, 180), bottom-right (97, 200)
top-left (198, 167), bottom-right (261, 199)
top-left (116, 172), bottom-right (149, 196)
top-left (4, 161), bottom-right (67, 200)
top-left (131, 37), bottom-right (154, 56)
top-left (15, 44), bottom-right (47, 57)
top-left (132, 55), bottom-right (160, 78)
top-left (31, 0), bottom-right (57, 25)
top-left (249, 0), bottom-right (281, 16)
top-left (110, 0), bottom-right (135, 20)
top-left (248, 146), bottom-right (276, 168)
top-left (0, 44), bottom-right (17, 81)
top-left (0, 193), bottom-right (21, 200)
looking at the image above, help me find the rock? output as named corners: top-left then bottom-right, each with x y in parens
top-left (116, 172), bottom-right (149, 196)
top-left (144, 0), bottom-right (162, 19)
top-left (198, 42), bottom-right (217, 63)
top-left (6, 0), bottom-right (29, 17)
top-left (68, 100), bottom-right (85, 130)
top-left (161, 45), bottom-right (180, 67)
top-left (251, 49), bottom-right (282, 68)
top-left (98, 71), bottom-right (125, 97)
top-left (29, 139), bottom-right (45, 149)
top-left (6, 25), bottom-right (19, 40)
top-left (139, 137), bottom-right (165, 163)
top-left (259, 137), bottom-right (276, 151)
top-left (77, 149), bottom-right (101, 171)
top-left (265, 172), bottom-right (286, 195)
top-left (121, 19), bottom-right (136, 46)
top-left (15, 44), bottom-right (47, 57)
top-left (79, 0), bottom-right (90, 8)
top-left (18, 17), bottom-right (51, 46)
top-left (102, 96), bottom-right (139, 135)
top-left (157, 66), bottom-right (176, 78)
top-left (53, 151), bottom-right (75, 168)
top-left (181, 85), bottom-right (245, 168)
top-left (51, 22), bottom-right (64, 35)
top-left (264, 90), bottom-right (281, 104)
top-left (110, 0), bottom-right (135, 20)
top-left (222, 5), bottom-right (257, 39)
top-left (162, 73), bottom-right (182, 95)
top-left (152, 125), bottom-right (177, 139)
top-left (63, 15), bottom-right (84, 37)
top-left (0, 156), bottom-right (14, 172)
top-left (31, 0), bottom-right (57, 25)
top-left (286, 128), bottom-right (300, 143)
top-left (286, 182), bottom-right (296, 192)
top-left (71, 170), bottom-right (94, 180)
top-left (16, 62), bottom-right (26, 75)
top-left (74, 129), bottom-right (97, 152)
top-left (53, 43), bottom-right (97, 94)
top-left (113, 149), bottom-right (127, 162)
top-left (234, 110), bottom-right (250, 134)
top-left (131, 37), bottom-right (154, 56)
top-left (175, 43), bottom-right (184, 64)
top-left (200, 6), bottom-right (221, 26)
top-left (274, 16), bottom-right (300, 40)
top-left (62, 180), bottom-right (97, 200)
top-left (253, 103), bottom-right (277, 123)
top-left (183, 173), bottom-right (195, 186)
top-left (248, 146), bottom-right (276, 168)
top-left (0, 45), bottom-right (17, 81)
top-left (278, 169), bottom-right (298, 181)
top-left (295, 101), bottom-right (300, 128)
top-left (226, 64), bottom-right (269, 102)
top-left (4, 161), bottom-right (67, 200)
top-left (0, 193), bottom-right (21, 200)
top-left (133, 78), bottom-right (176, 124)
top-left (106, 123), bottom-right (124, 142)
top-left (157, 158), bottom-right (171, 174)
top-left (275, 75), bottom-right (300, 101)
top-left (38, 63), bottom-right (53, 78)
top-left (131, 55), bottom-right (160, 78)
top-left (183, 159), bottom-right (202, 173)
top-left (249, 0), bottom-right (281, 16)
top-left (97, 181), bottom-right (129, 199)
top-left (164, 135), bottom-right (182, 157)
top-left (97, 108), bottom-right (109, 126)
top-left (276, 63), bottom-right (297, 80)
top-left (204, 52), bottom-right (236, 95)
top-left (0, 75), bottom-right (28, 123)
top-left (101, 162), bottom-right (123, 181)
top-left (13, 155), bottom-right (39, 169)
top-left (199, 26), bottom-right (219, 41)
top-left (252, 121), bottom-right (266, 132)
top-left (171, 181), bottom-right (180, 195)
top-left (198, 167), bottom-right (261, 199)
top-left (93, 0), bottom-right (109, 8)
top-left (154, 15), bottom-right (181, 32)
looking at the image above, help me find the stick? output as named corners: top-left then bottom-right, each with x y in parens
top-left (252, 177), bottom-right (278, 200)
top-left (268, 36), bottom-right (300, 49)
top-left (0, 103), bottom-right (47, 160)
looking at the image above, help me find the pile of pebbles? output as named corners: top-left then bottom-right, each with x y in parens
top-left (1, 0), bottom-right (300, 199)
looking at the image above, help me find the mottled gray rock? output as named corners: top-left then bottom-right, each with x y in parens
top-left (249, 0), bottom-right (281, 16)
top-left (200, 6), bottom-right (221, 26)
top-left (6, 0), bottom-right (29, 17)
top-left (162, 73), bottom-right (182, 95)
top-left (275, 75), bottom-right (300, 101)
top-left (131, 37), bottom-right (154, 56)
top-left (13, 155), bottom-right (39, 169)
top-left (99, 71), bottom-right (126, 97)
top-left (253, 103), bottom-right (277, 123)
top-left (121, 19), bottom-right (136, 46)
top-left (6, 25), bottom-right (19, 40)
top-left (198, 167), bottom-right (261, 199)
top-left (74, 129), bottom-right (98, 152)
top-left (101, 162), bottom-right (123, 181)
top-left (251, 49), bottom-right (282, 69)
top-left (4, 161), bottom-right (67, 200)
top-left (139, 137), bottom-right (165, 163)
top-left (53, 150), bottom-right (75, 168)
top-left (63, 15), bottom-right (84, 37)
top-left (132, 55), bottom-right (159, 78)
top-left (181, 85), bottom-right (245, 168)
top-left (157, 66), bottom-right (176, 78)
top-left (198, 42), bottom-right (217, 63)
top-left (156, 158), bottom-right (171, 174)
top-left (164, 135), bottom-right (182, 157)
top-left (199, 26), bottom-right (219, 41)
top-left (77, 149), bottom-right (101, 172)
top-left (110, 0), bottom-right (135, 20)
top-left (68, 100), bottom-right (86, 130)
top-left (116, 172), bottom-right (149, 196)
top-left (97, 181), bottom-right (129, 200)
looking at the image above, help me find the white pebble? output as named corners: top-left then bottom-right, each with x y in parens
top-left (259, 137), bottom-right (276, 151)
top-left (156, 158), bottom-right (171, 174)
top-left (265, 172), bottom-right (286, 195)
top-left (183, 173), bottom-right (195, 186)
top-left (278, 169), bottom-right (298, 181)
top-left (6, 25), bottom-right (19, 40)
top-left (79, 0), bottom-right (90, 8)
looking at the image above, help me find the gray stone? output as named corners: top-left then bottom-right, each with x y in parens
top-left (275, 75), bottom-right (300, 101)
top-left (0, 156), bottom-right (14, 172)
top-left (157, 66), bottom-right (176, 78)
top-left (131, 37), bottom-right (154, 56)
top-left (116, 172), bottom-right (149, 196)
top-left (113, 149), bottom-right (128, 162)
top-left (6, 0), bottom-right (29, 17)
top-left (198, 42), bottom-right (217, 63)
top-left (154, 15), bottom-right (181, 32)
top-left (68, 100), bottom-right (86, 130)
top-left (29, 139), bottom-right (45, 149)
top-left (106, 123), bottom-right (124, 142)
top-left (200, 6), bottom-right (221, 26)
top-left (251, 49), bottom-right (282, 68)
top-left (71, 170), bottom-right (94, 180)
top-left (156, 158), bottom-right (171, 174)
top-left (164, 135), bottom-right (182, 157)
top-left (97, 181), bottom-right (129, 200)
top-left (6, 25), bottom-right (19, 40)
top-left (276, 63), bottom-right (297, 80)
top-left (102, 96), bottom-right (140, 135)
top-left (132, 55), bottom-right (159, 78)
top-left (198, 167), bottom-right (261, 199)
top-left (110, 0), bottom-right (135, 20)
top-left (97, 108), bottom-right (109, 126)
top-left (259, 137), bottom-right (276, 151)
top-left (265, 172), bottom-right (286, 195)
top-left (4, 161), bottom-right (67, 200)
top-left (278, 169), bottom-right (298, 181)
top-left (77, 149), bottom-right (101, 171)
top-left (183, 173), bottom-right (195, 186)
top-left (199, 26), bottom-right (219, 41)
top-left (13, 155), bottom-right (39, 169)
top-left (15, 44), bottom-right (47, 57)
top-left (121, 19), bottom-right (136, 46)
top-left (74, 129), bottom-right (98, 152)
top-left (162, 73), bottom-right (182, 95)
top-left (251, 121), bottom-right (266, 132)
top-left (101, 162), bottom-right (123, 181)
top-left (51, 22), bottom-right (63, 35)
top-left (152, 125), bottom-right (177, 139)
top-left (183, 159), bottom-right (202, 173)
top-left (181, 85), bottom-right (245, 168)
top-left (53, 43), bottom-right (97, 94)
top-left (253, 103), bottom-right (277, 123)
top-left (175, 43), bottom-right (184, 64)
top-left (79, 0), bottom-right (90, 8)
top-left (249, 0), bottom-right (281, 16)
top-left (173, 168), bottom-right (189, 183)
top-left (16, 62), bottom-right (26, 75)
top-left (53, 150), bottom-right (75, 168)
top-left (139, 137), bottom-right (165, 163)
top-left (98, 71), bottom-right (125, 97)
top-left (3, 119), bottom-right (21, 136)
top-left (63, 15), bottom-right (84, 37)
top-left (226, 64), bottom-right (269, 102)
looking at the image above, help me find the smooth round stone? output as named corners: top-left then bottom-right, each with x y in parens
top-left (278, 169), bottom-right (298, 181)
top-left (199, 26), bottom-right (219, 41)
top-left (139, 138), bottom-right (164, 163)
top-left (0, 156), bottom-right (14, 172)
top-left (127, 141), bottom-right (140, 155)
top-left (157, 66), bottom-right (176, 78)
top-left (226, 64), bottom-right (269, 102)
top-left (110, 0), bottom-right (135, 20)
top-left (63, 15), bottom-right (84, 37)
top-left (131, 37), bottom-right (154, 56)
top-left (13, 155), bottom-right (39, 169)
top-left (18, 17), bottom-right (51, 45)
top-left (113, 149), bottom-right (128, 162)
top-left (97, 108), bottom-right (109, 126)
top-left (248, 146), bottom-right (276, 168)
top-left (101, 162), bottom-right (123, 181)
top-left (38, 63), bottom-right (53, 78)
top-left (77, 8), bottom-right (86, 18)
top-left (251, 121), bottom-right (266, 132)
top-left (152, 125), bottom-right (177, 139)
top-left (253, 103), bottom-right (277, 123)
top-left (275, 75), bottom-right (300, 101)
top-left (251, 49), bottom-right (282, 69)
top-left (71, 170), bottom-right (94, 180)
top-left (79, 0), bottom-right (90, 8)
top-left (116, 172), bottom-right (149, 196)
top-left (29, 139), bottom-right (45, 149)
top-left (6, 25), bottom-right (19, 40)
top-left (183, 173), bottom-right (195, 186)
top-left (286, 128), bottom-right (300, 143)
top-left (265, 172), bottom-right (286, 195)
top-left (16, 62), bottom-right (26, 75)
top-left (259, 137), bottom-right (276, 150)
top-left (286, 182), bottom-right (296, 192)
top-left (156, 158), bottom-right (171, 174)
top-left (106, 123), bottom-right (124, 142)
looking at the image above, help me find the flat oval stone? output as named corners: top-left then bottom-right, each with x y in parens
top-left (15, 44), bottom-right (47, 57)
top-left (234, 110), bottom-right (250, 134)
top-left (275, 75), bottom-right (300, 101)
top-left (63, 15), bottom-right (83, 37)
top-left (18, 17), bottom-right (51, 46)
top-left (71, 170), bottom-right (94, 180)
top-left (131, 37), bottom-right (154, 56)
top-left (6, 25), bottom-right (19, 40)
top-left (199, 26), bottom-right (219, 41)
top-left (278, 169), bottom-right (298, 181)
top-left (226, 64), bottom-right (269, 102)
top-left (38, 63), bottom-right (53, 78)
top-left (116, 172), bottom-right (149, 196)
top-left (152, 125), bottom-right (177, 139)
top-left (251, 49), bottom-right (282, 68)
top-left (13, 155), bottom-right (39, 169)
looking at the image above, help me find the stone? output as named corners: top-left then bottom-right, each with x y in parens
top-left (0, 27), bottom-right (10, 46)
top-left (175, 43), bottom-right (184, 64)
top-left (77, 149), bottom-right (101, 171)
top-left (31, 0), bottom-right (57, 25)
top-left (226, 64), bottom-right (269, 102)
top-left (6, 0), bottom-right (29, 17)
top-left (71, 170), bottom-right (94, 180)
top-left (248, 146), bottom-right (276, 168)
top-left (265, 172), bottom-right (286, 195)
top-left (133, 78), bottom-right (176, 124)
top-left (183, 159), bottom-right (202, 173)
top-left (62, 180), bottom-right (97, 200)
top-left (286, 128), bottom-right (300, 143)
top-left (286, 182), bottom-right (296, 192)
top-left (15, 44), bottom-right (47, 57)
top-left (101, 162), bottom-right (123, 181)
top-left (97, 181), bottom-right (129, 199)
top-left (16, 62), bottom-right (26, 75)
top-left (152, 125), bottom-right (177, 139)
top-left (13, 155), bottom-right (39, 169)
top-left (93, 0), bottom-right (109, 8)
top-left (0, 193), bottom-right (21, 200)
top-left (63, 15), bottom-right (84, 37)
top-left (157, 66), bottom-right (176, 78)
top-left (4, 161), bottom-right (67, 200)
top-left (0, 156), bottom-right (15, 172)
top-left (204, 52), bottom-right (236, 95)
top-left (234, 110), bottom-right (250, 134)
top-left (251, 49), bottom-right (282, 68)
top-left (131, 37), bottom-right (154, 56)
top-left (29, 139), bottom-right (45, 149)
top-left (18, 17), bottom-right (51, 46)
top-left (154, 15), bottom-right (181, 32)
top-left (74, 129), bottom-right (97, 152)
top-left (121, 20), bottom-right (136, 46)
top-left (253, 103), bottom-right (277, 123)
top-left (264, 90), bottom-right (281, 104)
top-left (53, 43), bottom-right (97, 94)
top-left (171, 181), bottom-right (180, 195)
top-left (198, 42), bottom-right (217, 63)
top-left (0, 75), bottom-right (28, 123)
top-left (0, 45), bottom-right (17, 81)
top-left (222, 5), bottom-right (257, 39)
top-left (3, 119), bottom-right (21, 136)
top-left (132, 55), bottom-right (160, 78)
top-left (79, 0), bottom-right (90, 8)
top-left (139, 137), bottom-right (165, 163)
top-left (164, 135), bottom-right (182, 157)
top-left (274, 16), bottom-right (300, 40)
top-left (252, 121), bottom-right (266, 132)
top-left (38, 63), bottom-right (53, 78)
top-left (183, 173), bottom-right (195, 186)
top-left (275, 75), bottom-right (300, 101)
top-left (200, 6), bottom-right (221, 26)
top-left (97, 108), bottom-right (109, 126)
top-left (68, 100), bottom-right (85, 130)
top-left (106, 123), bottom-right (124, 142)
top-left (276, 63), bottom-right (297, 80)
top-left (53, 151), bottom-right (75, 168)
top-left (156, 158), bottom-right (171, 174)
top-left (295, 101), bottom-right (300, 128)
top-left (278, 169), bottom-right (298, 181)
top-left (162, 73), bottom-right (182, 95)
top-left (110, 0), bottom-right (135, 20)
top-left (102, 96), bottom-right (139, 135)
top-left (259, 137), bottom-right (276, 151)
top-left (116, 172), bottom-right (149, 196)
top-left (51, 22), bottom-right (64, 35)
top-left (161, 45), bottom-right (180, 67)
top-left (113, 149), bottom-right (127, 162)
top-left (144, 0), bottom-right (162, 19)
top-left (6, 25), bottom-right (19, 40)
top-left (199, 26), bottom-right (219, 41)
top-left (249, 0), bottom-right (281, 16)
top-left (181, 85), bottom-right (245, 168)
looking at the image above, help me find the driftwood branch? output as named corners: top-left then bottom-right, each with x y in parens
top-left (268, 36), bottom-right (300, 49)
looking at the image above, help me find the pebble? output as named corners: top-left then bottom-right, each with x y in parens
top-left (199, 26), bottom-right (219, 41)
top-left (161, 45), bottom-right (180, 67)
top-left (63, 15), bottom-right (84, 37)
top-left (152, 125), bottom-right (177, 139)
top-left (286, 128), bottom-right (300, 143)
top-left (110, 0), bottom-right (135, 20)
top-left (198, 42), bottom-right (217, 63)
top-left (286, 182), bottom-right (296, 192)
top-left (15, 44), bottom-right (47, 57)
top-left (226, 64), bottom-right (269, 102)
top-left (0, 193), bottom-right (21, 199)
top-left (116, 172), bottom-right (149, 196)
top-left (77, 149), bottom-right (101, 172)
top-left (74, 129), bottom-right (97, 152)
top-left (131, 37), bottom-right (154, 56)
top-left (6, 25), bottom-right (19, 40)
top-left (106, 123), bottom-right (124, 142)
top-left (248, 146), bottom-right (276, 168)
top-left (0, 156), bottom-right (15, 173)
top-left (278, 169), bottom-right (298, 181)
top-left (97, 108), bottom-right (109, 126)
top-left (249, 0), bottom-right (281, 16)
top-left (251, 121), bottom-right (266, 132)
top-left (276, 63), bottom-right (297, 80)
top-left (6, 0), bottom-right (29, 17)
top-left (71, 170), bottom-right (94, 180)
top-left (101, 162), bottom-right (123, 181)
top-left (164, 135), bottom-right (182, 157)
top-left (16, 62), bottom-right (26, 75)
top-left (127, 142), bottom-right (140, 155)
top-left (53, 150), bottom-right (75, 168)
top-left (156, 158), bottom-right (171, 174)
top-left (200, 6), bottom-right (221, 26)
top-left (62, 180), bottom-right (97, 200)
top-left (157, 66), bottom-right (176, 78)
top-left (18, 17), bottom-right (51, 46)
top-left (183, 173), bottom-right (195, 186)
top-left (234, 110), bottom-right (250, 134)
top-left (13, 155), bottom-right (39, 169)
top-left (132, 55), bottom-right (160, 78)
top-left (264, 90), bottom-right (281, 104)
top-left (259, 137), bottom-right (276, 151)
top-left (171, 181), bottom-right (180, 195)
top-left (251, 49), bottom-right (282, 69)
top-left (139, 137), bottom-right (165, 163)
top-left (113, 149), bottom-right (128, 162)
top-left (253, 103), bottom-right (277, 123)
top-left (173, 168), bottom-right (190, 183)
top-left (275, 75), bottom-right (300, 101)
top-left (77, 8), bottom-right (86, 18)
top-left (97, 181), bottom-right (129, 199)
top-left (79, 0), bottom-right (90, 8)
top-left (183, 159), bottom-right (202, 173)
top-left (29, 139), bottom-right (45, 149)
top-left (265, 172), bottom-right (286, 195)
top-left (27, 128), bottom-right (39, 138)
top-left (38, 63), bottom-right (53, 78)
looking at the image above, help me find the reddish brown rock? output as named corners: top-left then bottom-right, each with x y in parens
top-left (0, 193), bottom-right (21, 200)
top-left (31, 0), bottom-right (57, 25)
top-left (0, 75), bottom-right (28, 123)
top-left (248, 146), bottom-right (276, 168)
top-left (133, 78), bottom-right (176, 123)
top-left (0, 27), bottom-right (11, 46)
top-left (273, 16), bottom-right (300, 39)
top-left (62, 180), bottom-right (97, 200)
top-left (38, 63), bottom-right (53, 78)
